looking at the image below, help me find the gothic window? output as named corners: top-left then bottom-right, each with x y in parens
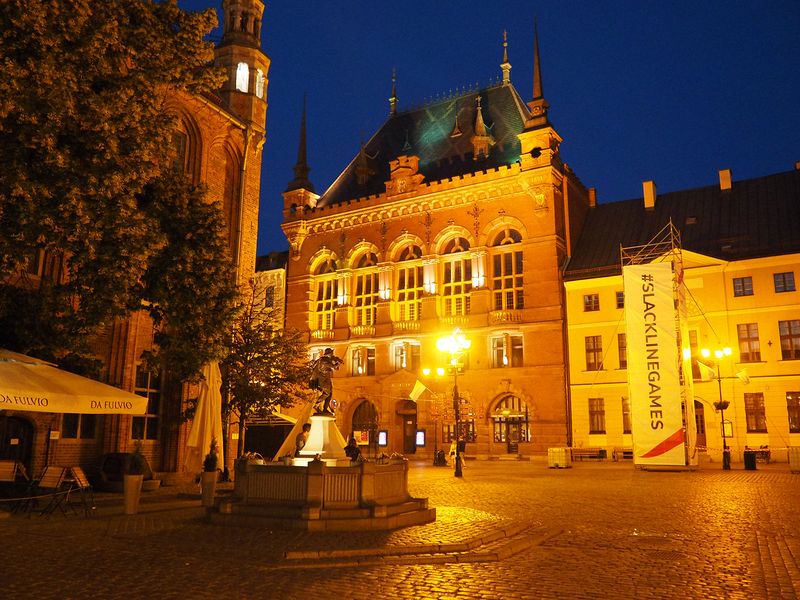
top-left (491, 229), bottom-right (523, 311)
top-left (171, 131), bottom-right (188, 173)
top-left (313, 259), bottom-right (337, 331)
top-left (255, 69), bottom-right (265, 99)
top-left (236, 62), bottom-right (249, 93)
top-left (353, 252), bottom-right (378, 326)
top-left (442, 237), bottom-right (471, 316)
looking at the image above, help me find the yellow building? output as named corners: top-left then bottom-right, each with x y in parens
top-left (281, 36), bottom-right (591, 458)
top-left (565, 169), bottom-right (800, 464)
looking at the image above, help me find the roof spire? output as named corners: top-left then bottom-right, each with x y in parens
top-left (527, 19), bottom-right (549, 124)
top-left (471, 95), bottom-right (494, 159)
top-left (389, 67), bottom-right (398, 116)
top-left (285, 94), bottom-right (315, 193)
top-left (500, 30), bottom-right (511, 85)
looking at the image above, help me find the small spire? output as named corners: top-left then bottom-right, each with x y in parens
top-left (471, 95), bottom-right (494, 159)
top-left (389, 67), bottom-right (398, 116)
top-left (474, 96), bottom-right (488, 137)
top-left (527, 19), bottom-right (549, 124)
top-left (500, 30), bottom-right (511, 85)
top-left (285, 95), bottom-right (314, 193)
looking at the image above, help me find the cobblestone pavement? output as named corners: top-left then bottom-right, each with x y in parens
top-left (2, 460), bottom-right (798, 599)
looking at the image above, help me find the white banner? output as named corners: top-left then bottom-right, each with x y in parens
top-left (623, 263), bottom-right (685, 466)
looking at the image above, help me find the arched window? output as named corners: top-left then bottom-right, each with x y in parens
top-left (236, 62), bottom-right (249, 93)
top-left (491, 395), bottom-right (531, 451)
top-left (397, 245), bottom-right (423, 321)
top-left (170, 131), bottom-right (188, 173)
top-left (442, 237), bottom-right (472, 316)
top-left (351, 399), bottom-right (379, 453)
top-left (353, 252), bottom-right (378, 326)
top-left (255, 69), bottom-right (265, 98)
top-left (313, 258), bottom-right (337, 331)
top-left (491, 228), bottom-right (523, 310)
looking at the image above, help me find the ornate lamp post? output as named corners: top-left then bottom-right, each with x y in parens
top-left (702, 346), bottom-right (732, 470)
top-left (436, 328), bottom-right (471, 478)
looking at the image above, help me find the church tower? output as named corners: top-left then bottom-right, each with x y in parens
top-left (215, 0), bottom-right (270, 129)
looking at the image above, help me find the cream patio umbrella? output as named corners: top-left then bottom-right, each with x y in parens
top-left (0, 348), bottom-right (147, 414)
top-left (184, 362), bottom-right (224, 474)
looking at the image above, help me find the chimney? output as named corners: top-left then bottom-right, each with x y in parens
top-left (588, 187), bottom-right (597, 208)
top-left (719, 168), bottom-right (732, 191)
top-left (643, 180), bottom-right (656, 210)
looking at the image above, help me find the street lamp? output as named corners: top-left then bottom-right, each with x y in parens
top-left (702, 346), bottom-right (732, 470)
top-left (436, 328), bottom-right (471, 478)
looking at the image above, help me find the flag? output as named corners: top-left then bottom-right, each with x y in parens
top-left (736, 369), bottom-right (750, 385)
top-left (696, 360), bottom-right (717, 382)
top-left (409, 380), bottom-right (428, 402)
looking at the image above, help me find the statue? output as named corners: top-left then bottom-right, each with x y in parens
top-left (309, 348), bottom-right (343, 414)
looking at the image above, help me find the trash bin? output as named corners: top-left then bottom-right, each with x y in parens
top-left (743, 450), bottom-right (757, 470)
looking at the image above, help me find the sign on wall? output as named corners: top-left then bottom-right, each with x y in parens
top-left (623, 262), bottom-right (685, 466)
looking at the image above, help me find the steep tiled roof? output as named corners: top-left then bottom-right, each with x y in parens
top-left (256, 251), bottom-right (289, 271)
top-left (319, 84), bottom-right (531, 207)
top-left (565, 169), bottom-right (800, 280)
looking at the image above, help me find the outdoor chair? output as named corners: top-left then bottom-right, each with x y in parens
top-left (65, 467), bottom-right (95, 517)
top-left (35, 466), bottom-right (69, 517)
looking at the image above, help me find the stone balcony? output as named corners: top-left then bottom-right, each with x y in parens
top-left (489, 309), bottom-right (523, 324)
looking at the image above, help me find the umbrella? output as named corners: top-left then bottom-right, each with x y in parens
top-left (0, 348), bottom-right (147, 414)
top-left (184, 362), bottom-right (224, 473)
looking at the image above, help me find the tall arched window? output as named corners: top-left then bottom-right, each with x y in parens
top-left (353, 252), bottom-right (378, 326)
top-left (255, 69), bottom-right (265, 98)
top-left (351, 399), bottom-right (379, 454)
top-left (442, 237), bottom-right (472, 316)
top-left (236, 62), bottom-right (249, 93)
top-left (491, 228), bottom-right (523, 310)
top-left (396, 244), bottom-right (423, 321)
top-left (313, 258), bottom-right (337, 331)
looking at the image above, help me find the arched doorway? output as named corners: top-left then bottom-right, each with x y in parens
top-left (351, 399), bottom-right (379, 457)
top-left (491, 395), bottom-right (531, 454)
top-left (396, 400), bottom-right (417, 455)
top-left (0, 415), bottom-right (35, 474)
top-left (694, 400), bottom-right (707, 451)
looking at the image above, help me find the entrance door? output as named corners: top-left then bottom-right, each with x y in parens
top-left (0, 415), bottom-right (34, 474)
top-left (694, 400), bottom-right (707, 451)
top-left (506, 423), bottom-right (520, 454)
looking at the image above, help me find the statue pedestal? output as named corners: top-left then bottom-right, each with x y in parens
top-left (297, 413), bottom-right (346, 465)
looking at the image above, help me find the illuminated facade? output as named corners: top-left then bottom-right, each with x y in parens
top-left (565, 169), bottom-right (800, 464)
top-left (281, 36), bottom-right (592, 457)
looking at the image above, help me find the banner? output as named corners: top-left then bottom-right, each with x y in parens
top-left (623, 263), bottom-right (685, 466)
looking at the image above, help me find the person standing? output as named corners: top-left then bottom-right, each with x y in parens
top-left (295, 423), bottom-right (311, 456)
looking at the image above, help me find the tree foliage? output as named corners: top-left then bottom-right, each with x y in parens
top-left (0, 0), bottom-right (235, 378)
top-left (220, 283), bottom-right (313, 456)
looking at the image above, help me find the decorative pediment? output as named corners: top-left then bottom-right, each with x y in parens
top-left (385, 155), bottom-right (425, 196)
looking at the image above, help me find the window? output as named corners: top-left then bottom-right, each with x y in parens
top-left (583, 293), bottom-right (600, 312)
top-left (393, 343), bottom-right (420, 371)
top-left (774, 272), bottom-right (796, 293)
top-left (353, 254), bottom-right (379, 326)
top-left (491, 229), bottom-right (523, 311)
top-left (621, 397), bottom-right (631, 434)
top-left (255, 69), bottom-right (265, 98)
top-left (61, 414), bottom-right (97, 440)
top-left (491, 334), bottom-right (523, 368)
top-left (170, 131), bottom-right (188, 173)
top-left (787, 392), bottom-right (800, 434)
top-left (313, 258), bottom-right (336, 331)
top-left (351, 347), bottom-right (375, 376)
top-left (397, 246), bottom-right (423, 321)
top-left (264, 285), bottom-right (275, 308)
top-left (442, 238), bottom-right (472, 316)
top-left (589, 398), bottom-right (606, 434)
top-left (618, 333), bottom-right (627, 369)
top-left (744, 392), bottom-right (767, 433)
top-left (235, 62), bottom-right (249, 92)
top-left (132, 366), bottom-right (160, 441)
top-left (737, 323), bottom-right (761, 362)
top-left (733, 276), bottom-right (753, 297)
top-left (615, 291), bottom-right (625, 309)
top-left (585, 335), bottom-right (603, 371)
top-left (779, 319), bottom-right (800, 360)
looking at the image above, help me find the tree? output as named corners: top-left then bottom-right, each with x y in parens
top-left (0, 0), bottom-right (234, 378)
top-left (220, 283), bottom-right (313, 458)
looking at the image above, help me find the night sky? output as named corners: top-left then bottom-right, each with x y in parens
top-left (178, 1), bottom-right (800, 255)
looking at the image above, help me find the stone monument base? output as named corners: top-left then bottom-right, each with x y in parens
top-left (216, 458), bottom-right (435, 531)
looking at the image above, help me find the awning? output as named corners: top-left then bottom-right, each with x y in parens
top-left (0, 348), bottom-right (147, 415)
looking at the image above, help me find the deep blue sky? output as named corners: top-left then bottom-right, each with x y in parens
top-left (179, 1), bottom-right (800, 255)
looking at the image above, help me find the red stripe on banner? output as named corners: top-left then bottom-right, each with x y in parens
top-left (642, 428), bottom-right (685, 458)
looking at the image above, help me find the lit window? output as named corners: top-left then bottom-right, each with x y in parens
top-left (353, 252), bottom-right (378, 326)
top-left (737, 323), bottom-right (760, 362)
top-left (744, 392), bottom-right (767, 433)
top-left (621, 397), bottom-right (631, 434)
top-left (491, 334), bottom-right (523, 368)
top-left (615, 291), bottom-right (625, 309)
top-left (779, 319), bottom-right (800, 360)
top-left (236, 62), bottom-right (249, 93)
top-left (351, 347), bottom-right (375, 376)
top-left (583, 294), bottom-right (600, 311)
top-left (774, 272), bottom-right (795, 293)
top-left (585, 335), bottom-right (603, 371)
top-left (787, 392), bottom-right (800, 434)
top-left (255, 69), bottom-right (265, 98)
top-left (733, 276), bottom-right (753, 297)
top-left (313, 258), bottom-right (337, 331)
top-left (618, 333), bottom-right (627, 369)
top-left (442, 238), bottom-right (472, 316)
top-left (491, 229), bottom-right (523, 311)
top-left (394, 343), bottom-right (420, 371)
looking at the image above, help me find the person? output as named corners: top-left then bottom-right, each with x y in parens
top-left (345, 436), bottom-right (361, 461)
top-left (309, 347), bottom-right (344, 414)
top-left (448, 440), bottom-right (456, 465)
top-left (295, 423), bottom-right (311, 456)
